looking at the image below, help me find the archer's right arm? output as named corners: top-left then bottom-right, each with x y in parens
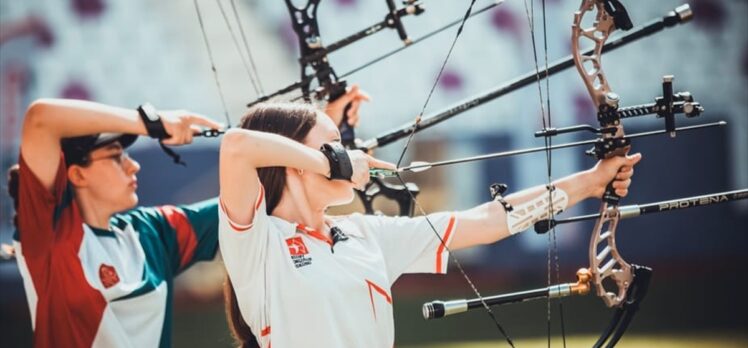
top-left (20, 99), bottom-right (222, 192)
top-left (218, 129), bottom-right (331, 224)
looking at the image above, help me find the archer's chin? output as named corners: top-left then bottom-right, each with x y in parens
top-left (128, 193), bottom-right (139, 209)
top-left (329, 189), bottom-right (356, 207)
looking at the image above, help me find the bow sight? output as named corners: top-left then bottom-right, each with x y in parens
top-left (535, 75), bottom-right (705, 160)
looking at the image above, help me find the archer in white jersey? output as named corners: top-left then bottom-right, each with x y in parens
top-left (218, 101), bottom-right (641, 347)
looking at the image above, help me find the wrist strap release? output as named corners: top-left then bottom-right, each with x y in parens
top-left (136, 103), bottom-right (186, 166)
top-left (137, 103), bottom-right (169, 139)
top-left (320, 143), bottom-right (353, 181)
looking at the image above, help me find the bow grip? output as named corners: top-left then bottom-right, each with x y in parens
top-left (602, 145), bottom-right (629, 205)
top-left (603, 180), bottom-right (621, 205)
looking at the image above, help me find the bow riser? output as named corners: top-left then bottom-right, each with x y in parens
top-left (572, 0), bottom-right (617, 108)
top-left (590, 204), bottom-right (633, 307)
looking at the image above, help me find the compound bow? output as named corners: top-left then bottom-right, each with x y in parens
top-left (414, 1), bottom-right (722, 347)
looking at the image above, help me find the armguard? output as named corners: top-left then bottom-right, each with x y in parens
top-left (506, 185), bottom-right (568, 235)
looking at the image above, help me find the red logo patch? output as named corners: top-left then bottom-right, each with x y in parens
top-left (286, 237), bottom-right (309, 256)
top-left (99, 264), bottom-right (120, 289)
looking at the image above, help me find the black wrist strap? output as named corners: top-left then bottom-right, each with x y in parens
top-left (320, 143), bottom-right (353, 181)
top-left (137, 103), bottom-right (186, 166)
top-left (137, 103), bottom-right (169, 139)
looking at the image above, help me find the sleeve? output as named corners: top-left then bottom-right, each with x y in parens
top-left (122, 198), bottom-right (219, 275)
top-left (156, 198), bottom-right (220, 270)
top-left (362, 212), bottom-right (458, 282)
top-left (15, 152), bottom-right (73, 255)
top-left (218, 184), bottom-right (271, 301)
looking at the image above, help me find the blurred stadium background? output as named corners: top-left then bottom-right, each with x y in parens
top-left (1, 0), bottom-right (747, 346)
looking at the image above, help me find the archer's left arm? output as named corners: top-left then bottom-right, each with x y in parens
top-left (153, 198), bottom-right (220, 274)
top-left (449, 153), bottom-right (642, 250)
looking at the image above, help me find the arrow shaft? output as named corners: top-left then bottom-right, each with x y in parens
top-left (400, 122), bottom-right (725, 172)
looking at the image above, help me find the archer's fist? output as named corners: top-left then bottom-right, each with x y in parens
top-left (324, 84), bottom-right (371, 130)
top-left (347, 150), bottom-right (395, 190)
top-left (158, 110), bottom-right (224, 146)
top-left (590, 153), bottom-right (642, 198)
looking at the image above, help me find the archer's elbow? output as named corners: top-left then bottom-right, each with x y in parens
top-left (23, 99), bottom-right (56, 131)
top-left (220, 128), bottom-right (265, 163)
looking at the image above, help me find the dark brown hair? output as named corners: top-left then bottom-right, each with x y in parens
top-left (224, 103), bottom-right (318, 348)
top-left (7, 164), bottom-right (20, 228)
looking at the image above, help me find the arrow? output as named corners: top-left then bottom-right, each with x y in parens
top-left (369, 121), bottom-right (726, 177)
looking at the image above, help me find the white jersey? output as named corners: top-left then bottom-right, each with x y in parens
top-left (219, 185), bottom-right (457, 348)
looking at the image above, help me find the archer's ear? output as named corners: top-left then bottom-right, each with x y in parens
top-left (67, 165), bottom-right (87, 188)
top-left (285, 167), bottom-right (304, 178)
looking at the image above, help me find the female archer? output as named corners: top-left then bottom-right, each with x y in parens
top-left (6, 86), bottom-right (366, 347)
top-left (218, 102), bottom-right (641, 347)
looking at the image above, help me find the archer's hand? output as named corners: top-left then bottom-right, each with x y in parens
top-left (348, 150), bottom-right (395, 190)
top-left (158, 110), bottom-right (224, 145)
top-left (324, 84), bottom-right (371, 129)
top-left (589, 153), bottom-right (642, 198)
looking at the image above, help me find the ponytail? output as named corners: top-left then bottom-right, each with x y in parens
top-left (223, 103), bottom-right (318, 347)
top-left (224, 275), bottom-right (259, 348)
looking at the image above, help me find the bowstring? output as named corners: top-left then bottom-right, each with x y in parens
top-left (392, 0), bottom-right (514, 346)
top-left (521, 0), bottom-right (565, 346)
top-left (216, 0), bottom-right (263, 97)
top-left (193, 0), bottom-right (233, 127)
top-left (542, 0), bottom-right (567, 345)
top-left (229, 0), bottom-right (266, 96)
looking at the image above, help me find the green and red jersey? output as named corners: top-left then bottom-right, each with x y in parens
top-left (13, 153), bottom-right (218, 348)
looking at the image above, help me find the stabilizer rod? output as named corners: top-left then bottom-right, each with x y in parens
top-left (535, 188), bottom-right (748, 233)
top-left (423, 269), bottom-right (591, 320)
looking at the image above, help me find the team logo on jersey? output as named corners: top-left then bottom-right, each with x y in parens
top-left (99, 264), bottom-right (120, 288)
top-left (286, 237), bottom-right (312, 268)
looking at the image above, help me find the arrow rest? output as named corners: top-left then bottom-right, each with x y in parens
top-left (586, 137), bottom-right (631, 159)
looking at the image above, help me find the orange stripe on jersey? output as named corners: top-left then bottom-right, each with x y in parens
top-left (219, 199), bottom-right (253, 232)
top-left (255, 184), bottom-right (265, 211)
top-left (296, 224), bottom-right (333, 247)
top-left (365, 279), bottom-right (392, 320)
top-left (219, 183), bottom-right (265, 233)
top-left (261, 326), bottom-right (271, 348)
top-left (435, 215), bottom-right (456, 274)
top-left (261, 326), bottom-right (271, 336)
